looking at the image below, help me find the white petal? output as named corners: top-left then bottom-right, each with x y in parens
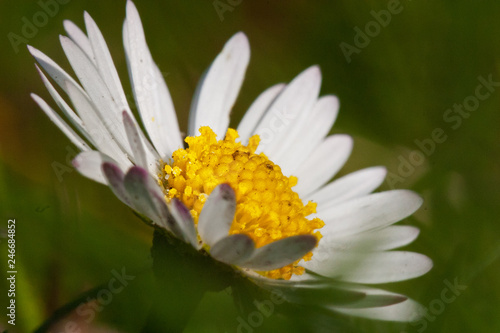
top-left (65, 18), bottom-right (160, 174)
top-left (63, 20), bottom-right (95, 64)
top-left (254, 278), bottom-right (370, 307)
top-left (168, 199), bottom-right (198, 248)
top-left (318, 190), bottom-right (423, 237)
top-left (188, 32), bottom-right (250, 139)
top-left (304, 251), bottom-right (433, 284)
top-left (124, 1), bottom-right (183, 158)
top-left (292, 135), bottom-right (353, 197)
top-left (241, 235), bottom-right (317, 271)
top-left (210, 234), bottom-right (255, 265)
top-left (31, 46), bottom-right (118, 152)
top-left (312, 225), bottom-right (420, 257)
top-left (64, 79), bottom-right (132, 170)
top-left (275, 95), bottom-right (339, 174)
top-left (352, 226), bottom-right (420, 251)
top-left (34, 65), bottom-right (90, 141)
top-left (332, 286), bottom-right (425, 322)
top-left (84, 12), bottom-right (130, 113)
top-left (187, 68), bottom-right (207, 140)
top-left (60, 35), bottom-right (132, 155)
top-left (122, 111), bottom-right (147, 169)
top-left (307, 166), bottom-right (387, 209)
top-left (237, 83), bottom-right (285, 145)
top-left (253, 66), bottom-right (321, 157)
top-left (28, 45), bottom-right (86, 96)
top-left (35, 59), bottom-right (158, 174)
top-left (198, 184), bottom-right (236, 247)
top-left (31, 94), bottom-right (90, 152)
top-left (72, 151), bottom-right (120, 184)
top-left (32, 13), bottom-right (171, 175)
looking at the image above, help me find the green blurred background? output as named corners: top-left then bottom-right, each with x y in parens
top-left (1, 0), bottom-right (499, 332)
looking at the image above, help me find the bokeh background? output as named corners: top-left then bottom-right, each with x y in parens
top-left (1, 0), bottom-right (499, 332)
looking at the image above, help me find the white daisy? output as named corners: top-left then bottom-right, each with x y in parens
top-left (29, 0), bottom-right (432, 323)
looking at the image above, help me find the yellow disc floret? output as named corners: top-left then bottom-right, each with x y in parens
top-left (160, 126), bottom-right (324, 280)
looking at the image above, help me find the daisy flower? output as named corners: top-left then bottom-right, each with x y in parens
top-left (29, 0), bottom-right (432, 323)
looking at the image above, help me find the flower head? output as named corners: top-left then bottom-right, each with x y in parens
top-left (30, 0), bottom-right (432, 322)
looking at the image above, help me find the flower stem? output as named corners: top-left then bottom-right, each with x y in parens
top-left (141, 228), bottom-right (232, 332)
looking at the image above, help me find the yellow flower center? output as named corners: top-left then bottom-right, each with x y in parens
top-left (160, 126), bottom-right (324, 280)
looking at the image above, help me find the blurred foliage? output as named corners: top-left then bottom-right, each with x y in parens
top-left (1, 0), bottom-right (499, 332)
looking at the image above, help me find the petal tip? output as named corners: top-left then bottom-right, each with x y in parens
top-left (307, 65), bottom-right (322, 78)
top-left (126, 165), bottom-right (149, 179)
top-left (72, 155), bottom-right (81, 168)
top-left (26, 44), bottom-right (39, 56)
top-left (374, 166), bottom-right (388, 176)
top-left (126, 0), bottom-right (139, 16)
top-left (301, 234), bottom-right (319, 248)
top-left (101, 161), bottom-right (118, 171)
top-left (402, 190), bottom-right (424, 210)
top-left (231, 31), bottom-right (249, 46)
top-left (218, 183), bottom-right (236, 201)
top-left (59, 34), bottom-right (70, 44)
top-left (292, 65), bottom-right (322, 90)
